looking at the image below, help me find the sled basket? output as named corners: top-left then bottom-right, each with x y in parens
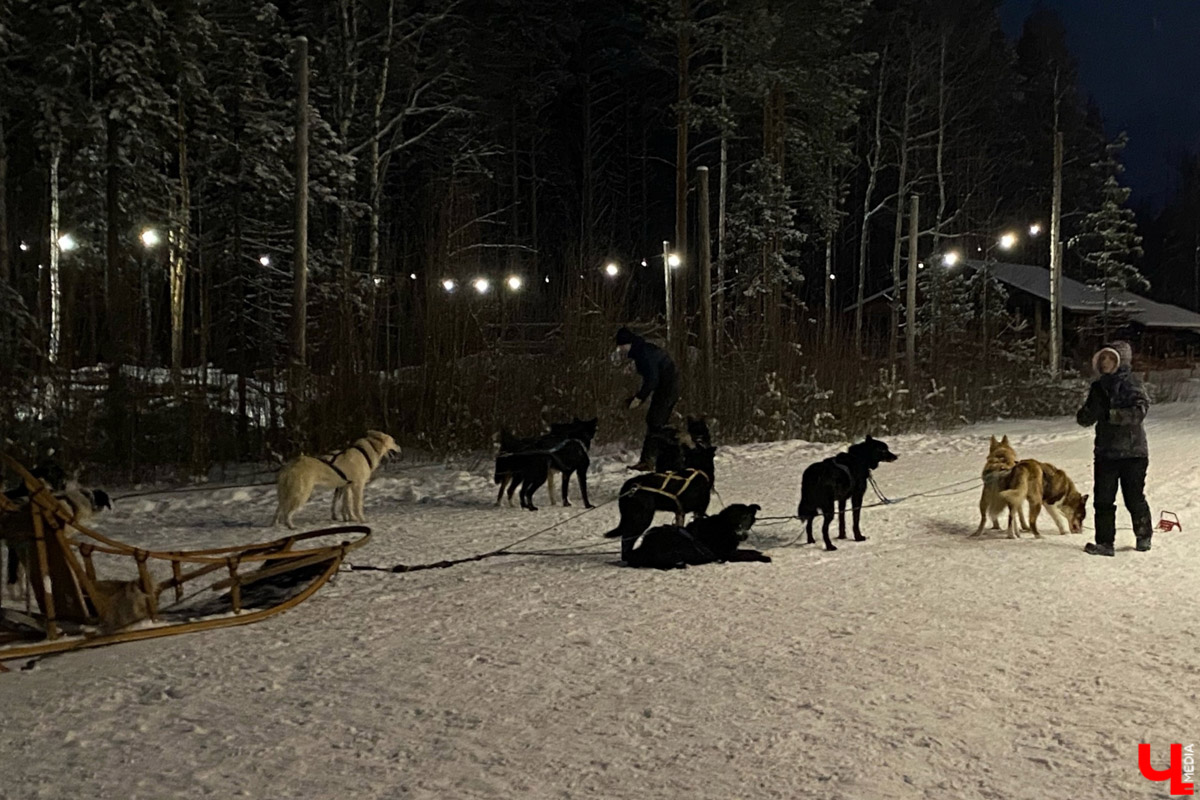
top-left (0, 454), bottom-right (370, 669)
top-left (1156, 511), bottom-right (1182, 533)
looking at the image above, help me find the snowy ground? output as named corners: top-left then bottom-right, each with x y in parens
top-left (3, 403), bottom-right (1199, 799)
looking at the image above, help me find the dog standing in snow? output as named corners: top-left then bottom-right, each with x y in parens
top-left (272, 430), bottom-right (399, 529)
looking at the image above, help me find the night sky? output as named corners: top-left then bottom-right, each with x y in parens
top-left (1000, 0), bottom-right (1200, 208)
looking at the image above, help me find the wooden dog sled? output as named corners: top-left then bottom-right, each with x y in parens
top-left (0, 454), bottom-right (370, 670)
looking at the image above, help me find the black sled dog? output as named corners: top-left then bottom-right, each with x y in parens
top-left (605, 443), bottom-right (717, 560)
top-left (648, 416), bottom-right (713, 473)
top-left (796, 436), bottom-right (898, 551)
top-left (624, 503), bottom-right (771, 569)
top-left (494, 417), bottom-right (598, 511)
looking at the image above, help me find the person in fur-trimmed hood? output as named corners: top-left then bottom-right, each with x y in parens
top-left (1075, 340), bottom-right (1152, 556)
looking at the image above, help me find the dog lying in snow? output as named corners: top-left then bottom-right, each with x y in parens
top-left (606, 442), bottom-right (717, 560)
top-left (795, 436), bottom-right (898, 551)
top-left (272, 430), bottom-right (399, 529)
top-left (623, 504), bottom-right (770, 569)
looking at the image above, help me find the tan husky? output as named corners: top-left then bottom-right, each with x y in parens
top-left (272, 430), bottom-right (400, 529)
top-left (972, 435), bottom-right (1018, 536)
top-left (1015, 460), bottom-right (1088, 536)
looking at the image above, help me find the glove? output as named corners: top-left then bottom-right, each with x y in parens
top-left (627, 396), bottom-right (642, 410)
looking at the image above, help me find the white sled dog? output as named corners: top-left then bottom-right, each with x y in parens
top-left (272, 430), bottom-right (400, 529)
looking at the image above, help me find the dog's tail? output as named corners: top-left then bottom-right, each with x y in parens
top-left (795, 469), bottom-right (819, 521)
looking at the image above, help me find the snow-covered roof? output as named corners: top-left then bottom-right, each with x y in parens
top-left (847, 259), bottom-right (1200, 332)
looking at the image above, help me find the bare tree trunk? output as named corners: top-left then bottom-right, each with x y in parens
top-left (824, 235), bottom-right (833, 346)
top-left (105, 115), bottom-right (121, 364)
top-left (888, 58), bottom-right (914, 367)
top-left (170, 90), bottom-right (190, 388)
top-left (698, 166), bottom-right (713, 407)
top-left (855, 50), bottom-right (888, 354)
top-left (0, 117), bottom-right (9, 287)
top-left (930, 34), bottom-right (948, 376)
top-left (905, 193), bottom-right (919, 393)
top-left (716, 41), bottom-right (728, 353)
top-left (673, 0), bottom-right (690, 356)
top-left (367, 0), bottom-right (395, 373)
top-left (290, 36), bottom-right (310, 436)
top-left (1049, 112), bottom-right (1064, 376)
top-left (48, 142), bottom-right (61, 365)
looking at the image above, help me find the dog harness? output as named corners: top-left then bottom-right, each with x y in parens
top-left (633, 468), bottom-right (711, 516)
top-left (322, 442), bottom-right (378, 484)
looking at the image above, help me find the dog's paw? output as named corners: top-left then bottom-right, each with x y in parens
top-left (562, 500), bottom-right (572, 507)
top-left (825, 543), bottom-right (838, 552)
top-left (584, 503), bottom-right (595, 510)
top-left (854, 534), bottom-right (867, 542)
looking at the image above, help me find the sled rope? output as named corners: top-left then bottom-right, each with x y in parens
top-left (753, 476), bottom-right (982, 524)
top-left (348, 489), bottom-right (637, 574)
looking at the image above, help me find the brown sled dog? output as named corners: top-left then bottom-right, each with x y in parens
top-left (1021, 460), bottom-right (1088, 536)
top-left (975, 455), bottom-right (1088, 539)
top-left (972, 435), bottom-right (1018, 536)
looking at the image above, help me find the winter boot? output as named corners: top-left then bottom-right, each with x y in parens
top-left (1084, 542), bottom-right (1115, 557)
top-left (1133, 515), bottom-right (1153, 552)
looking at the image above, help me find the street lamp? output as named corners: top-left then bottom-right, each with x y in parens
top-left (57, 234), bottom-right (77, 252)
top-left (1029, 223), bottom-right (1042, 237)
top-left (442, 278), bottom-right (457, 292)
top-left (667, 253), bottom-right (682, 269)
top-left (942, 251), bottom-right (961, 267)
top-left (473, 277), bottom-right (490, 294)
top-left (259, 255), bottom-right (271, 267)
top-left (506, 275), bottom-right (522, 291)
top-left (604, 262), bottom-right (619, 277)
top-left (141, 229), bottom-right (161, 248)
top-left (18, 241), bottom-right (28, 252)
top-left (998, 232), bottom-right (1017, 251)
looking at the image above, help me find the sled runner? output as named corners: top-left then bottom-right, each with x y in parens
top-left (0, 454), bottom-right (370, 670)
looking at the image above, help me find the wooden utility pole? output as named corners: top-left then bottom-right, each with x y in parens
top-left (905, 194), bottom-right (919, 392)
top-left (1049, 130), bottom-right (1063, 377)
top-left (290, 36), bottom-right (310, 431)
top-left (697, 166), bottom-right (713, 406)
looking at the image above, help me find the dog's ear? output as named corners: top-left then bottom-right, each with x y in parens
top-left (750, 504), bottom-right (761, 512)
top-left (1081, 493), bottom-right (1089, 504)
top-left (989, 435), bottom-right (998, 448)
top-left (1001, 435), bottom-right (1010, 446)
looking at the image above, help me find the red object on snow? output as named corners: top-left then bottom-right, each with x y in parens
top-left (1156, 511), bottom-right (1182, 532)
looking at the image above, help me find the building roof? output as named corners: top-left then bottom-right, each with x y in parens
top-left (846, 259), bottom-right (1200, 333)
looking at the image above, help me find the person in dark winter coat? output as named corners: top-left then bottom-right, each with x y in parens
top-left (1075, 340), bottom-right (1152, 556)
top-left (615, 327), bottom-right (681, 470)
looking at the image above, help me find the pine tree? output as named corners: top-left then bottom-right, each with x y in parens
top-left (1069, 133), bottom-right (1146, 339)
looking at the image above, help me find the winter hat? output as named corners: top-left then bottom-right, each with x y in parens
top-left (615, 327), bottom-right (638, 346)
top-left (1091, 340), bottom-right (1132, 374)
